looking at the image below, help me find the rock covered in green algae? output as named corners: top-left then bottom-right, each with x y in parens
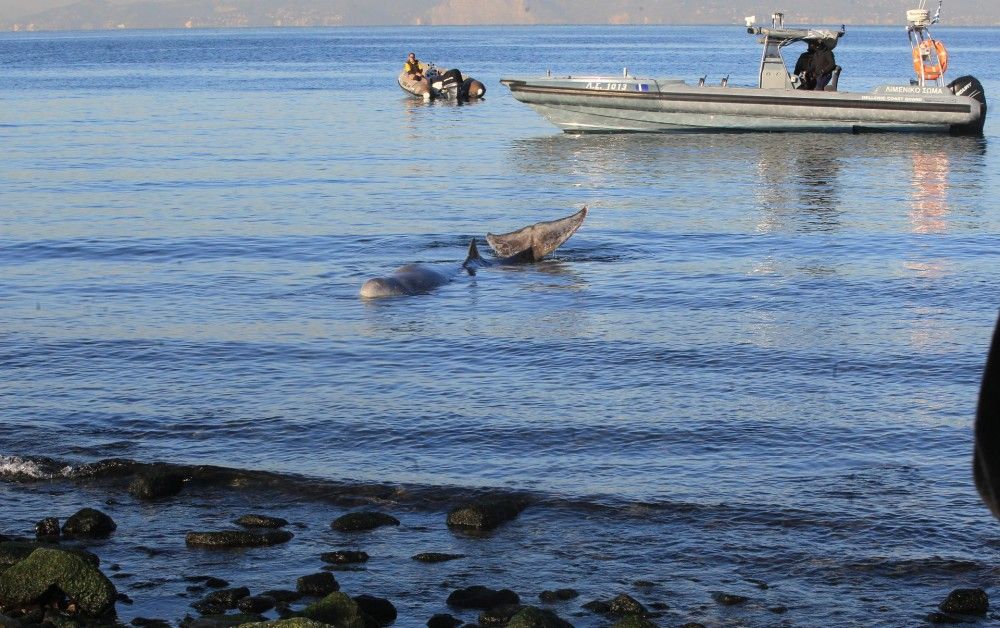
top-left (506, 606), bottom-right (574, 628)
top-left (0, 542), bottom-right (98, 569)
top-left (330, 511), bottom-right (399, 533)
top-left (240, 619), bottom-right (334, 628)
top-left (609, 593), bottom-right (648, 616)
top-left (0, 547), bottom-right (117, 617)
top-left (300, 591), bottom-right (367, 627)
top-left (446, 498), bottom-right (528, 531)
top-left (61, 508), bottom-right (117, 538)
top-left (185, 530), bottom-right (293, 547)
top-left (478, 603), bottom-right (524, 626)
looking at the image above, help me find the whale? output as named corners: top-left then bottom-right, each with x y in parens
top-left (975, 312), bottom-right (1000, 519)
top-left (359, 207), bottom-right (587, 299)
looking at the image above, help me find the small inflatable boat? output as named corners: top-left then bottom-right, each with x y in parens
top-left (398, 63), bottom-right (486, 102)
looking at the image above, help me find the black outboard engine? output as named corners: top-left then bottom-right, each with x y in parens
top-left (439, 69), bottom-right (463, 89)
top-left (458, 77), bottom-right (487, 102)
top-left (948, 75), bottom-right (987, 136)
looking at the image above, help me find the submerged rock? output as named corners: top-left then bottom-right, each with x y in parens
top-left (235, 515), bottom-right (289, 529)
top-left (131, 618), bottom-right (172, 627)
top-left (447, 585), bottom-right (520, 610)
top-left (198, 586), bottom-right (250, 610)
top-left (353, 594), bottom-right (396, 625)
top-left (330, 511), bottom-right (400, 532)
top-left (427, 614), bottom-right (462, 628)
top-left (926, 612), bottom-right (963, 624)
top-left (61, 508), bottom-right (116, 538)
top-left (128, 467), bottom-right (186, 500)
top-left (582, 599), bottom-right (611, 614)
top-left (320, 550), bottom-right (369, 565)
top-left (260, 590), bottom-right (303, 604)
top-left (609, 594), bottom-right (647, 616)
top-left (938, 588), bottom-right (989, 615)
top-left (506, 606), bottom-right (573, 628)
top-left (297, 572), bottom-right (339, 596)
top-left (34, 517), bottom-right (60, 539)
top-left (237, 595), bottom-right (276, 614)
top-left (539, 589), bottom-right (578, 603)
top-left (412, 553), bottom-right (465, 563)
top-left (612, 616), bottom-right (657, 628)
top-left (241, 620), bottom-right (333, 628)
top-left (479, 603), bottom-right (524, 626)
top-left (712, 592), bottom-right (748, 606)
top-left (0, 547), bottom-right (117, 617)
top-left (185, 530), bottom-right (292, 548)
top-left (300, 591), bottom-right (366, 627)
top-left (446, 498), bottom-right (528, 531)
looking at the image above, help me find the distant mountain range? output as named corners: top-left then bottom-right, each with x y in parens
top-left (2, 0), bottom-right (995, 31)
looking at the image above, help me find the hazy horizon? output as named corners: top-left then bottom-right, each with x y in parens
top-left (1, 0), bottom-right (996, 29)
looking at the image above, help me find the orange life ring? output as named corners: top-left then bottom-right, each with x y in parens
top-left (912, 39), bottom-right (948, 80)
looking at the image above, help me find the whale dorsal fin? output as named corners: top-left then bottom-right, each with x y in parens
top-left (486, 206), bottom-right (587, 261)
top-left (462, 238), bottom-right (483, 272)
top-left (975, 313), bottom-right (1000, 520)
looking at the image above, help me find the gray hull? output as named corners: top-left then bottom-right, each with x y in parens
top-left (501, 77), bottom-right (985, 134)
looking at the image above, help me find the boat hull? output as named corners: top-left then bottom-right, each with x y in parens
top-left (501, 77), bottom-right (985, 134)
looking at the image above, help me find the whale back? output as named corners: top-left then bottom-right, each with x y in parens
top-left (486, 207), bottom-right (587, 262)
top-left (975, 312), bottom-right (1000, 519)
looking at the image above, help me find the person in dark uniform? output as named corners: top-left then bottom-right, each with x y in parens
top-left (794, 40), bottom-right (818, 90)
top-left (810, 42), bottom-right (837, 91)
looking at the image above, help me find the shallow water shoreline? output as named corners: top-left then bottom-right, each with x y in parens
top-left (2, 456), bottom-right (998, 627)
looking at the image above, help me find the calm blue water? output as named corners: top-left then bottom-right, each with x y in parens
top-left (1, 25), bottom-right (1000, 626)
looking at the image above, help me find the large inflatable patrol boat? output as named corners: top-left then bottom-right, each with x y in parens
top-left (500, 4), bottom-right (986, 135)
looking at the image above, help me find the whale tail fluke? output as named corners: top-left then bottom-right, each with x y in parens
top-left (486, 206), bottom-right (587, 262)
top-left (975, 312), bottom-right (1000, 519)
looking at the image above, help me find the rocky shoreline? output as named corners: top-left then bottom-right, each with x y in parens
top-left (0, 460), bottom-right (994, 627)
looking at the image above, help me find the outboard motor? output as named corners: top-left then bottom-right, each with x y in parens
top-left (458, 78), bottom-right (486, 102)
top-left (440, 68), bottom-right (463, 89)
top-left (948, 75), bottom-right (987, 136)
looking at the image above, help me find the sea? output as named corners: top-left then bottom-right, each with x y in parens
top-left (1, 23), bottom-right (999, 627)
